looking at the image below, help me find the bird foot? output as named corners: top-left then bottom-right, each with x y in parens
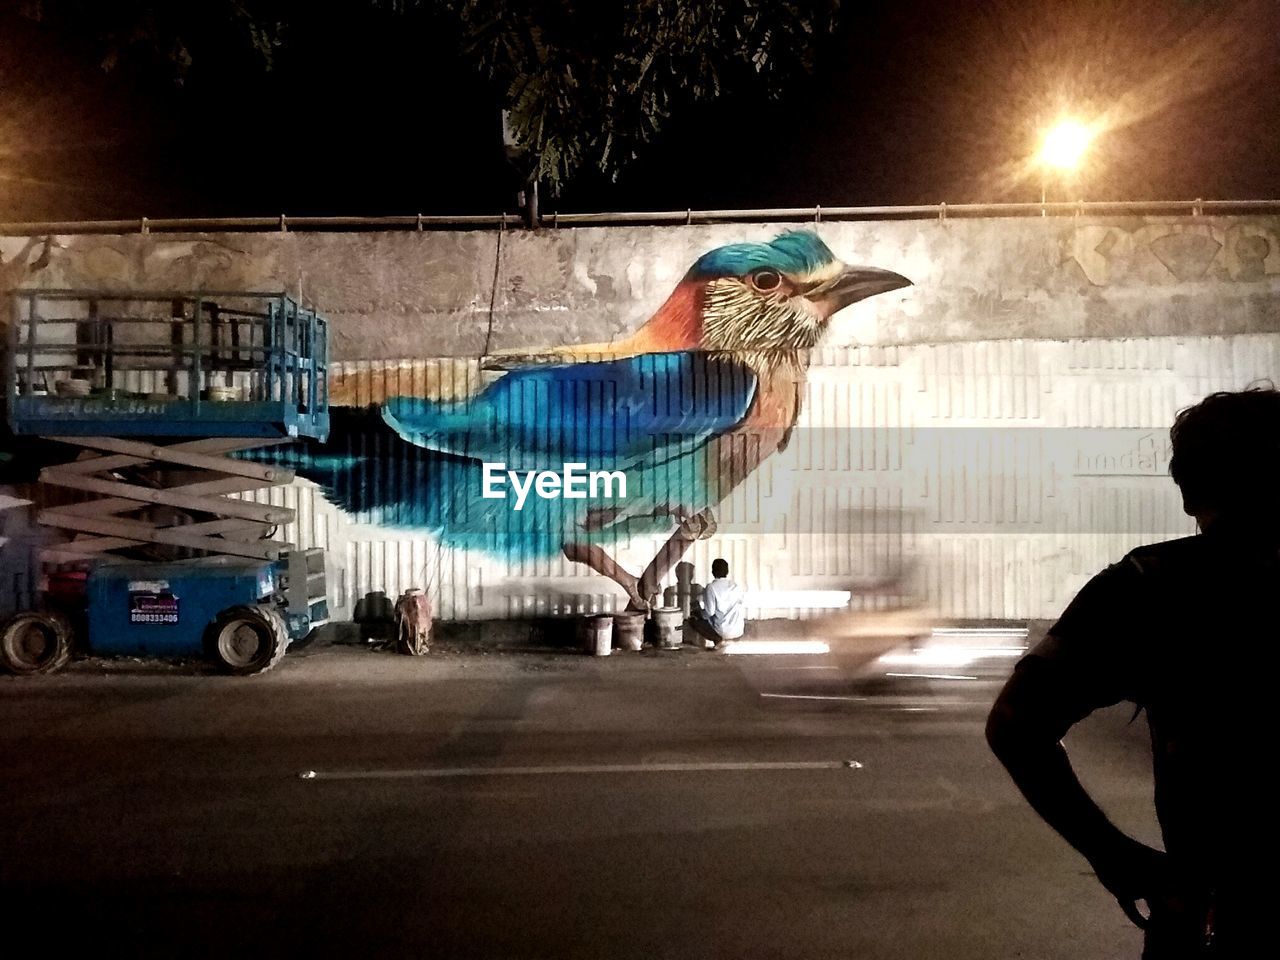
top-left (678, 509), bottom-right (718, 540)
top-left (621, 582), bottom-right (648, 610)
top-left (563, 542), bottom-right (646, 609)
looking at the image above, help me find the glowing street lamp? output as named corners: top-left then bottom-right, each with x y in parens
top-left (1036, 118), bottom-right (1095, 213)
top-left (1039, 119), bottom-right (1093, 171)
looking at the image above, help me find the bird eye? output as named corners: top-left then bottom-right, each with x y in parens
top-left (751, 269), bottom-right (782, 292)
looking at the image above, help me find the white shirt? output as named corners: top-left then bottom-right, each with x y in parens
top-left (702, 577), bottom-right (745, 640)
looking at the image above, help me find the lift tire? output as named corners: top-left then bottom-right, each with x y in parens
top-left (207, 604), bottom-right (289, 676)
top-left (0, 610), bottom-right (73, 676)
top-left (259, 605), bottom-right (292, 658)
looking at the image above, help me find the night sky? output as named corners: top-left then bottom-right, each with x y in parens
top-left (1, 0), bottom-right (1278, 222)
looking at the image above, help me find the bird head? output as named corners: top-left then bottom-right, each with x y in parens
top-left (494, 230), bottom-right (911, 365)
top-left (687, 231), bottom-right (910, 351)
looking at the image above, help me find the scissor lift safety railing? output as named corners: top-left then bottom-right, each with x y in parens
top-left (6, 291), bottom-right (330, 563)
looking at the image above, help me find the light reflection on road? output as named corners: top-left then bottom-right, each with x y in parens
top-left (729, 612), bottom-right (1028, 710)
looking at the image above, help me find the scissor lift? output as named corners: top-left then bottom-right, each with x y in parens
top-left (2, 291), bottom-right (330, 675)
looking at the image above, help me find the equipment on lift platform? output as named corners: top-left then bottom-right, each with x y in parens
top-left (2, 290), bottom-right (331, 676)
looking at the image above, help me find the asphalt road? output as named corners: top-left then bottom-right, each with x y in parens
top-left (0, 643), bottom-right (1160, 959)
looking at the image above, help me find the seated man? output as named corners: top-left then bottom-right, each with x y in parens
top-left (687, 558), bottom-right (745, 649)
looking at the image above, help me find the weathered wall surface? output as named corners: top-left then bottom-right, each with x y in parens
top-left (2, 217), bottom-right (1278, 623)
top-left (3, 215), bottom-right (1279, 358)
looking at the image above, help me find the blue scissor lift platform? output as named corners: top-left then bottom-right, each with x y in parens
top-left (2, 291), bottom-right (331, 675)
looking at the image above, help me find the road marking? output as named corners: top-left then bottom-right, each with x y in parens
top-left (298, 760), bottom-right (861, 781)
top-left (760, 692), bottom-right (869, 702)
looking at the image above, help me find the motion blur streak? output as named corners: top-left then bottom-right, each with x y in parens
top-left (744, 590), bottom-right (852, 609)
top-left (723, 640), bottom-right (832, 656)
top-left (885, 673), bottom-right (979, 682)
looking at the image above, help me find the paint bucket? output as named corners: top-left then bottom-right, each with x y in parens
top-left (651, 606), bottom-right (684, 649)
top-left (675, 562), bottom-right (695, 619)
top-left (612, 612), bottom-right (645, 651)
top-left (581, 615), bottom-right (613, 656)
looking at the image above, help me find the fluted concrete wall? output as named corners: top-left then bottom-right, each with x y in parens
top-left (3, 216), bottom-right (1278, 621)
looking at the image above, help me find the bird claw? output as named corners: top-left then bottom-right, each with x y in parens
top-left (622, 581), bottom-right (648, 610)
top-left (679, 510), bottom-right (718, 540)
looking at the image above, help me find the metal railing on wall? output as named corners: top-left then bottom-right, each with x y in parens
top-left (2, 199), bottom-right (1280, 236)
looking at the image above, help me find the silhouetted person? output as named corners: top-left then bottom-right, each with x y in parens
top-left (987, 386), bottom-right (1280, 958)
top-left (687, 558), bottom-right (745, 649)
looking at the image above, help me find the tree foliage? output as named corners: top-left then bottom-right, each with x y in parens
top-left (5, 0), bottom-right (286, 75)
top-left (437, 1), bottom-right (842, 191)
top-left (7, 1), bottom-right (843, 192)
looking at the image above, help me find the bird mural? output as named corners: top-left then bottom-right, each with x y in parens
top-left (270, 231), bottom-right (910, 608)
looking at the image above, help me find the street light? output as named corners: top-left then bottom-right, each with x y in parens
top-left (1039, 119), bottom-right (1093, 171)
top-left (1036, 118), bottom-right (1095, 213)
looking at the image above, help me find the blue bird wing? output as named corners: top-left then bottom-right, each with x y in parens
top-left (380, 351), bottom-right (758, 474)
top-left (245, 353), bottom-right (758, 561)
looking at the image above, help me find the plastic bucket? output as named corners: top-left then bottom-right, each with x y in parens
top-left (612, 612), bottom-right (645, 651)
top-left (651, 606), bottom-right (684, 649)
top-left (581, 615), bottom-right (614, 656)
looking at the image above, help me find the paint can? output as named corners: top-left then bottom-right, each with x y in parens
top-left (612, 612), bottom-right (645, 651)
top-left (651, 606), bottom-right (684, 649)
top-left (675, 561), bottom-right (696, 620)
top-left (581, 615), bottom-right (614, 656)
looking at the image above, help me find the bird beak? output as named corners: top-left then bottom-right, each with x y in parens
top-left (805, 265), bottom-right (912, 315)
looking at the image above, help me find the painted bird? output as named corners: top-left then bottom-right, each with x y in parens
top-left (277, 231), bottom-right (909, 607)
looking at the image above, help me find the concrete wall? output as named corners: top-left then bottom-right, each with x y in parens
top-left (4, 215), bottom-right (1279, 358)
top-left (2, 216), bottom-right (1278, 622)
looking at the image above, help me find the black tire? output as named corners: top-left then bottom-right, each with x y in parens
top-left (1, 610), bottom-right (73, 676)
top-left (260, 605), bottom-right (291, 656)
top-left (206, 604), bottom-right (288, 676)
